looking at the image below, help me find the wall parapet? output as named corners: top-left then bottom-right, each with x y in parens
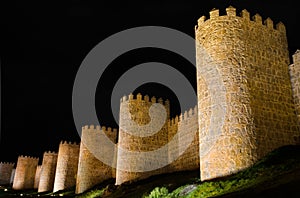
top-left (120, 93), bottom-right (170, 106)
top-left (195, 6), bottom-right (285, 32)
top-left (168, 105), bottom-right (198, 126)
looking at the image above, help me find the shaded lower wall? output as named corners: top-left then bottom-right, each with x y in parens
top-left (12, 156), bottom-right (39, 190)
top-left (0, 162), bottom-right (15, 185)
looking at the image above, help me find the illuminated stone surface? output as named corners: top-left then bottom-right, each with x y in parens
top-left (195, 7), bottom-right (300, 180)
top-left (53, 141), bottom-right (79, 192)
top-left (76, 126), bottom-right (117, 194)
top-left (13, 156), bottom-right (39, 190)
top-left (38, 151), bottom-right (58, 192)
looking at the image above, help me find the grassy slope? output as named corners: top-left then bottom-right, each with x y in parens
top-left (1, 145), bottom-right (300, 197)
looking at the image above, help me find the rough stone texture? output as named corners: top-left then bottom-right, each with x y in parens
top-left (116, 93), bottom-right (170, 185)
top-left (116, 93), bottom-right (200, 185)
top-left (12, 156), bottom-right (39, 190)
top-left (167, 106), bottom-right (199, 173)
top-left (38, 151), bottom-right (58, 192)
top-left (53, 141), bottom-right (79, 192)
top-left (0, 162), bottom-right (15, 185)
top-left (34, 165), bottom-right (42, 189)
top-left (289, 50), bottom-right (300, 144)
top-left (195, 7), bottom-right (300, 180)
top-left (76, 125), bottom-right (117, 194)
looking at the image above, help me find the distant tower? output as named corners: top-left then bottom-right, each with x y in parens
top-left (75, 125), bottom-right (117, 194)
top-left (195, 7), bottom-right (300, 180)
top-left (13, 156), bottom-right (39, 190)
top-left (34, 165), bottom-right (42, 189)
top-left (0, 162), bottom-right (15, 185)
top-left (53, 141), bottom-right (79, 192)
top-left (116, 93), bottom-right (170, 185)
top-left (38, 151), bottom-right (58, 192)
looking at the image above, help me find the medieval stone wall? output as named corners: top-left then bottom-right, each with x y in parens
top-left (76, 125), bottom-right (117, 194)
top-left (116, 93), bottom-right (170, 185)
top-left (38, 151), bottom-right (58, 192)
top-left (53, 141), bottom-right (79, 192)
top-left (195, 6), bottom-right (300, 180)
top-left (0, 162), bottom-right (15, 185)
top-left (34, 165), bottom-right (42, 189)
top-left (12, 156), bottom-right (39, 190)
top-left (167, 106), bottom-right (199, 172)
top-left (289, 50), bottom-right (300, 141)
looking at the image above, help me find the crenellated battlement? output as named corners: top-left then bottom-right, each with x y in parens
top-left (82, 124), bottom-right (118, 133)
top-left (60, 140), bottom-right (79, 146)
top-left (120, 93), bottom-right (170, 106)
top-left (18, 155), bottom-right (39, 160)
top-left (195, 6), bottom-right (285, 33)
top-left (168, 105), bottom-right (198, 127)
top-left (0, 162), bottom-right (15, 165)
top-left (44, 151), bottom-right (57, 155)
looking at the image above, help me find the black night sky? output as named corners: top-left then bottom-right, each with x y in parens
top-left (1, 0), bottom-right (300, 164)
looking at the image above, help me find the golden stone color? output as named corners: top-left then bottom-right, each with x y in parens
top-left (195, 7), bottom-right (300, 180)
top-left (34, 165), bottom-right (42, 189)
top-left (115, 93), bottom-right (199, 185)
top-left (0, 162), bottom-right (15, 185)
top-left (12, 156), bottom-right (39, 190)
top-left (53, 141), bottom-right (79, 192)
top-left (76, 125), bottom-right (117, 194)
top-left (38, 151), bottom-right (58, 192)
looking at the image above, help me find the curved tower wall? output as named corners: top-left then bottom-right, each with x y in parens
top-left (53, 141), bottom-right (79, 192)
top-left (38, 151), bottom-right (58, 192)
top-left (0, 162), bottom-right (15, 185)
top-left (116, 93), bottom-right (170, 185)
top-left (34, 165), bottom-right (42, 189)
top-left (12, 156), bottom-right (39, 190)
top-left (76, 125), bottom-right (117, 194)
top-left (195, 7), bottom-right (300, 180)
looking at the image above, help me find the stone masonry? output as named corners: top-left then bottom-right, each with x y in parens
top-left (53, 141), bottom-right (79, 192)
top-left (38, 151), bottom-right (58, 192)
top-left (12, 156), bottom-right (39, 190)
top-left (116, 94), bottom-right (171, 185)
top-left (76, 125), bottom-right (117, 194)
top-left (195, 7), bottom-right (300, 180)
top-left (0, 162), bottom-right (15, 185)
top-left (34, 165), bottom-right (42, 189)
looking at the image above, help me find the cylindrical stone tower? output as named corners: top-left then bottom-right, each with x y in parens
top-left (53, 141), bottom-right (79, 192)
top-left (12, 156), bottom-right (39, 190)
top-left (195, 6), bottom-right (300, 180)
top-left (34, 165), bottom-right (42, 189)
top-left (0, 162), bottom-right (15, 185)
top-left (38, 151), bottom-right (58, 192)
top-left (75, 125), bottom-right (117, 194)
top-left (116, 93), bottom-right (170, 185)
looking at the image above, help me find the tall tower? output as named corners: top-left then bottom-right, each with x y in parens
top-left (195, 7), bottom-right (300, 180)
top-left (34, 165), bottom-right (42, 189)
top-left (12, 156), bottom-right (39, 190)
top-left (53, 141), bottom-right (79, 192)
top-left (76, 125), bottom-right (117, 194)
top-left (116, 93), bottom-right (170, 185)
top-left (38, 151), bottom-right (58, 192)
top-left (0, 162), bottom-right (15, 185)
